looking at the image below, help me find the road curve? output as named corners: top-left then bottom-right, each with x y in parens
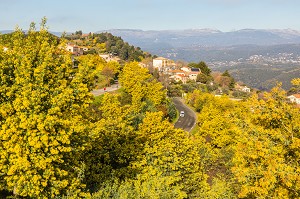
top-left (172, 97), bottom-right (197, 132)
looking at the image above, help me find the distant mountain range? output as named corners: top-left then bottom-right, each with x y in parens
top-left (2, 28), bottom-right (300, 90)
top-left (3, 28), bottom-right (300, 59)
top-left (96, 28), bottom-right (300, 54)
top-left (95, 29), bottom-right (300, 90)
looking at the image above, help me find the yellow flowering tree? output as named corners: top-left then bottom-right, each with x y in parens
top-left (291, 78), bottom-right (300, 87)
top-left (119, 62), bottom-right (165, 111)
top-left (76, 54), bottom-right (106, 89)
top-left (0, 20), bottom-right (92, 198)
top-left (232, 85), bottom-right (300, 198)
top-left (132, 112), bottom-right (210, 198)
top-left (189, 90), bottom-right (245, 198)
top-left (83, 94), bottom-right (139, 192)
top-left (290, 78), bottom-right (300, 94)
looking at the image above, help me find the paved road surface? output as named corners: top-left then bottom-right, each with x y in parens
top-left (91, 84), bottom-right (120, 96)
top-left (173, 97), bottom-right (196, 132)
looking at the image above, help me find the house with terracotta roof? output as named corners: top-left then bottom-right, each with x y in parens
top-left (187, 68), bottom-right (201, 81)
top-left (168, 65), bottom-right (202, 82)
top-left (169, 69), bottom-right (185, 76)
top-left (172, 74), bottom-right (189, 83)
top-left (66, 44), bottom-right (84, 56)
top-left (287, 94), bottom-right (300, 104)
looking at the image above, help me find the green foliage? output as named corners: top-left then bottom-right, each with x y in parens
top-left (198, 61), bottom-right (212, 76)
top-left (222, 70), bottom-right (231, 77)
top-left (196, 73), bottom-right (211, 84)
top-left (182, 80), bottom-right (199, 93)
top-left (91, 176), bottom-right (185, 199)
top-left (166, 99), bottom-right (177, 122)
top-left (188, 61), bottom-right (211, 76)
top-left (65, 32), bottom-right (148, 62)
top-left (221, 70), bottom-right (235, 90)
top-left (168, 84), bottom-right (182, 97)
top-left (232, 90), bottom-right (251, 99)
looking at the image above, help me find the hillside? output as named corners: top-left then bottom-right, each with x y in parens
top-left (1, 25), bottom-right (300, 198)
top-left (64, 32), bottom-right (151, 62)
top-left (2, 28), bottom-right (300, 90)
top-left (0, 30), bottom-right (150, 63)
top-left (228, 64), bottom-right (300, 90)
top-left (97, 29), bottom-right (300, 90)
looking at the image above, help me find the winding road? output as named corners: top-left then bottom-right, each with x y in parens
top-left (91, 84), bottom-right (120, 96)
top-left (91, 88), bottom-right (196, 132)
top-left (172, 97), bottom-right (196, 132)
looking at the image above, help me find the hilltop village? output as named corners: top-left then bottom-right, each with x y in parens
top-left (64, 32), bottom-right (253, 100)
top-left (63, 31), bottom-right (300, 104)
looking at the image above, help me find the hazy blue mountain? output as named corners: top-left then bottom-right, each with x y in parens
top-left (3, 28), bottom-right (300, 90)
top-left (0, 30), bottom-right (14, 34)
top-left (97, 29), bottom-right (300, 90)
top-left (97, 29), bottom-right (300, 51)
top-left (164, 43), bottom-right (300, 62)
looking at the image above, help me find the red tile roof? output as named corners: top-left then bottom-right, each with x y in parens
top-left (292, 94), bottom-right (300, 98)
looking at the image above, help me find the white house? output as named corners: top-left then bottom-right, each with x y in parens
top-left (170, 74), bottom-right (189, 84)
top-left (241, 86), bottom-right (251, 92)
top-left (99, 54), bottom-right (113, 62)
top-left (153, 57), bottom-right (175, 72)
top-left (235, 84), bottom-right (251, 92)
top-left (181, 66), bottom-right (191, 72)
top-left (287, 94), bottom-right (300, 104)
top-left (66, 44), bottom-right (84, 56)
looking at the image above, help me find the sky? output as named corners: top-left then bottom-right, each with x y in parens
top-left (1, 0), bottom-right (300, 32)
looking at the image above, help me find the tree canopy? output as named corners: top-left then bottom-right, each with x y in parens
top-left (187, 84), bottom-right (300, 198)
top-left (0, 22), bottom-right (92, 198)
top-left (1, 20), bottom-right (300, 199)
top-left (188, 61), bottom-right (211, 76)
top-left (65, 32), bottom-right (149, 62)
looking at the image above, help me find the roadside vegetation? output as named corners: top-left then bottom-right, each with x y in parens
top-left (0, 20), bottom-right (299, 198)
